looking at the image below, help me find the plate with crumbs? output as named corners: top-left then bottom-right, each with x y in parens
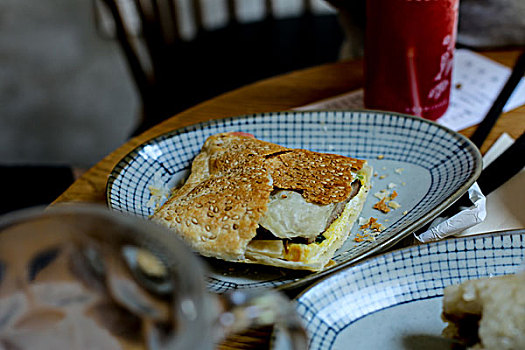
top-left (272, 229), bottom-right (525, 349)
top-left (106, 110), bottom-right (482, 292)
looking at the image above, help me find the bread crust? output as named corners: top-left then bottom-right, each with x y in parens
top-left (152, 132), bottom-right (368, 269)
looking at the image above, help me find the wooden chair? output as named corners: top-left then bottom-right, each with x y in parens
top-left (95, 0), bottom-right (344, 134)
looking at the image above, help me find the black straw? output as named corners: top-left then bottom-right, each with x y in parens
top-left (470, 50), bottom-right (525, 149)
top-left (477, 131), bottom-right (525, 196)
top-left (442, 131), bottom-right (525, 214)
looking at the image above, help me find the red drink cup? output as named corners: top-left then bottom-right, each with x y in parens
top-left (364, 0), bottom-right (459, 120)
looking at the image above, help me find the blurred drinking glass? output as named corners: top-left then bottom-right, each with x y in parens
top-left (364, 0), bottom-right (459, 120)
top-left (0, 205), bottom-right (306, 349)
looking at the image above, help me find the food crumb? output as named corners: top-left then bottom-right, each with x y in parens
top-left (395, 168), bottom-right (404, 174)
top-left (358, 217), bottom-right (368, 226)
top-left (371, 221), bottom-right (384, 232)
top-left (147, 172), bottom-right (171, 210)
top-left (388, 200), bottom-right (401, 209)
top-left (373, 198), bottom-right (390, 213)
top-left (374, 189), bottom-right (389, 199)
top-left (355, 232), bottom-right (378, 243)
top-left (402, 210), bottom-right (408, 215)
top-left (388, 182), bottom-right (397, 189)
top-left (377, 155), bottom-right (384, 160)
top-left (360, 217), bottom-right (376, 230)
top-left (379, 175), bottom-right (387, 179)
top-left (355, 233), bottom-right (369, 242)
top-left (354, 217), bottom-right (385, 243)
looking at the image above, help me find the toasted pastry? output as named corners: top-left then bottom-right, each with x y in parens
top-left (152, 132), bottom-right (371, 271)
top-left (442, 272), bottom-right (525, 349)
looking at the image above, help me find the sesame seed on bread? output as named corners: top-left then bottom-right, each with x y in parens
top-left (152, 132), bottom-right (368, 265)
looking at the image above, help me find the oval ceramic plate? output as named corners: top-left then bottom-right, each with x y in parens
top-left (281, 229), bottom-right (525, 350)
top-left (106, 110), bottom-right (482, 292)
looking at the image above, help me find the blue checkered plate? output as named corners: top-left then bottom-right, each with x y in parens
top-left (106, 110), bottom-right (482, 292)
top-left (277, 229), bottom-right (525, 350)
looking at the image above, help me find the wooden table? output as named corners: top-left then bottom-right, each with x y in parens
top-left (52, 49), bottom-right (525, 349)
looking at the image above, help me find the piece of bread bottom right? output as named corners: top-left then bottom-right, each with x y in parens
top-left (441, 271), bottom-right (525, 349)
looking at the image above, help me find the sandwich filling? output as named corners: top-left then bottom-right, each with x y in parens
top-left (260, 181), bottom-right (361, 241)
top-left (152, 132), bottom-right (371, 271)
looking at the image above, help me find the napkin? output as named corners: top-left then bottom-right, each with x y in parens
top-left (416, 183), bottom-right (486, 242)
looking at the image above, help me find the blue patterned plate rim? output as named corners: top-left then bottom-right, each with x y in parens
top-left (271, 229), bottom-right (525, 349)
top-left (294, 228), bottom-right (525, 301)
top-left (105, 110), bottom-right (482, 291)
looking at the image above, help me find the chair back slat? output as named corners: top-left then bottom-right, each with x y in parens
top-left (303, 0), bottom-right (312, 13)
top-left (132, 0), bottom-right (157, 76)
top-left (100, 0), bottom-right (152, 103)
top-left (226, 0), bottom-right (238, 24)
top-left (265, 0), bottom-right (274, 19)
top-left (165, 0), bottom-right (181, 43)
top-left (191, 0), bottom-right (204, 34)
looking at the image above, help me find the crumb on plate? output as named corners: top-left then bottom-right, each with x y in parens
top-left (373, 198), bottom-right (391, 213)
top-left (388, 200), bottom-right (401, 209)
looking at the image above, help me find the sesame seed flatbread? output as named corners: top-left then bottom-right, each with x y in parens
top-left (152, 132), bottom-right (371, 271)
